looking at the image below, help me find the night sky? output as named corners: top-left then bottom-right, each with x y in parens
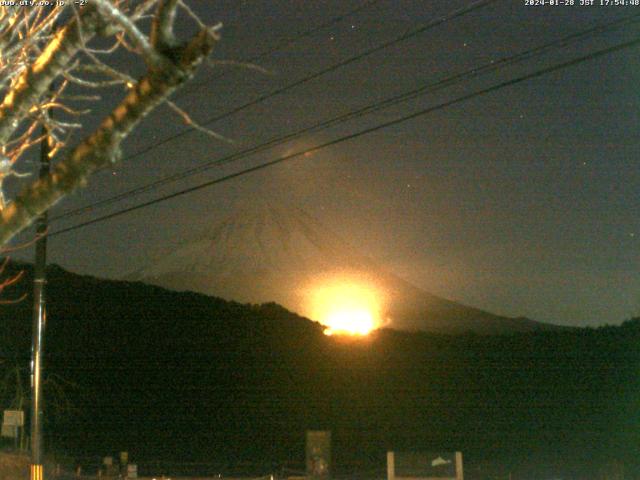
top-left (9, 0), bottom-right (640, 327)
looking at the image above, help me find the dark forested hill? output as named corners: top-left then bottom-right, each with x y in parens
top-left (133, 200), bottom-right (561, 335)
top-left (0, 261), bottom-right (637, 479)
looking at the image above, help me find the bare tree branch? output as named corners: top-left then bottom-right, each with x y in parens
top-left (93, 0), bottom-right (168, 69)
top-left (0, 1), bottom-right (225, 246)
top-left (0, 6), bottom-right (103, 146)
top-left (0, 21), bottom-right (220, 245)
top-left (152, 0), bottom-right (180, 49)
top-left (165, 99), bottom-right (233, 144)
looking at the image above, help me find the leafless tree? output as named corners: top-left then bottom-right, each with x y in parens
top-left (0, 0), bottom-right (224, 246)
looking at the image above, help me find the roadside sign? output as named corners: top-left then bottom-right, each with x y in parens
top-left (1, 424), bottom-right (17, 438)
top-left (3, 410), bottom-right (24, 426)
top-left (127, 464), bottom-right (138, 478)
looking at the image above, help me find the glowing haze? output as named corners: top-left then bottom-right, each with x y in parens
top-left (306, 278), bottom-right (386, 336)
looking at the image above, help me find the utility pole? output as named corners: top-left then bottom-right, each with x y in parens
top-left (30, 10), bottom-right (58, 478)
top-left (30, 121), bottom-right (51, 480)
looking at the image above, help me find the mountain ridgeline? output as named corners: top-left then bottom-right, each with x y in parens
top-left (132, 200), bottom-right (559, 334)
top-left (0, 261), bottom-right (638, 479)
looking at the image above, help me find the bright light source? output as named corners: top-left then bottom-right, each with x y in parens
top-left (323, 308), bottom-right (375, 336)
top-left (305, 277), bottom-right (385, 336)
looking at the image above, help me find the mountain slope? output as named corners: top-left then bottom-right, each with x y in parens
top-left (0, 262), bottom-right (636, 478)
top-left (133, 198), bottom-right (559, 334)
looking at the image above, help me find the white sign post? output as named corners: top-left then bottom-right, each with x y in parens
top-left (127, 464), bottom-right (138, 478)
top-left (3, 410), bottom-right (24, 427)
top-left (1, 424), bottom-right (17, 438)
top-left (387, 451), bottom-right (464, 480)
top-left (2, 410), bottom-right (24, 444)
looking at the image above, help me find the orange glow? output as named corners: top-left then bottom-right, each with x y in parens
top-left (306, 278), bottom-right (385, 336)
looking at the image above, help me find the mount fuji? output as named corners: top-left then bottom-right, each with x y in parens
top-left (132, 198), bottom-right (560, 334)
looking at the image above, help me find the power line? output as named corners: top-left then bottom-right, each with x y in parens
top-left (175, 0), bottom-right (384, 98)
top-left (96, 0), bottom-right (499, 169)
top-left (50, 1), bottom-right (385, 222)
top-left (51, 12), bottom-right (640, 222)
top-left (49, 36), bottom-right (640, 237)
